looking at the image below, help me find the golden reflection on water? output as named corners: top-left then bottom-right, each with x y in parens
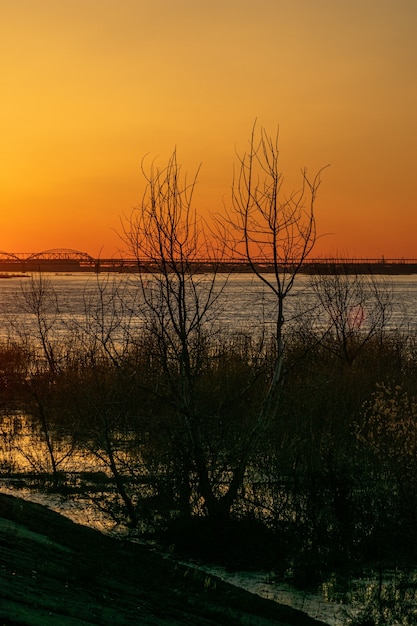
top-left (0, 412), bottom-right (110, 474)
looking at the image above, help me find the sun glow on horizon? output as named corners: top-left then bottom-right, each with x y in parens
top-left (1, 1), bottom-right (416, 259)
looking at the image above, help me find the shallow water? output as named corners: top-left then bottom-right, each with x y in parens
top-left (197, 564), bottom-right (348, 625)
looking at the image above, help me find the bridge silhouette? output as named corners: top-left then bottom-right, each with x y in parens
top-left (0, 248), bottom-right (417, 274)
top-left (0, 248), bottom-right (135, 273)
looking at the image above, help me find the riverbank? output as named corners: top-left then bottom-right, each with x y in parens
top-left (0, 493), bottom-right (329, 626)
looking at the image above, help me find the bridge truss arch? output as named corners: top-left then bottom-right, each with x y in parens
top-left (0, 251), bottom-right (20, 261)
top-left (26, 248), bottom-right (95, 262)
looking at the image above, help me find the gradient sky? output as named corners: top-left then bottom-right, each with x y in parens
top-left (2, 0), bottom-right (416, 258)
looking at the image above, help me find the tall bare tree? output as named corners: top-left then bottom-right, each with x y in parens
top-left (121, 131), bottom-right (327, 523)
top-left (122, 149), bottom-right (231, 520)
top-left (222, 122), bottom-right (328, 512)
top-left (11, 274), bottom-right (72, 483)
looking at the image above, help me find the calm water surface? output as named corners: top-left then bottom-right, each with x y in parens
top-left (0, 272), bottom-right (416, 336)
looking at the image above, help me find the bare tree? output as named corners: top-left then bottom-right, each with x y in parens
top-left (122, 149), bottom-right (231, 520)
top-left (120, 132), bottom-right (327, 523)
top-left (310, 267), bottom-right (393, 366)
top-left (11, 274), bottom-right (73, 484)
top-left (70, 273), bottom-right (137, 368)
top-left (19, 273), bottom-right (61, 374)
top-left (223, 122), bottom-right (328, 508)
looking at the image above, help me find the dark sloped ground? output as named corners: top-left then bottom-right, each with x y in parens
top-left (0, 493), bottom-right (329, 626)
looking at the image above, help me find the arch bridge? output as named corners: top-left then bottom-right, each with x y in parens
top-left (26, 248), bottom-right (95, 262)
top-left (0, 248), bottom-right (97, 272)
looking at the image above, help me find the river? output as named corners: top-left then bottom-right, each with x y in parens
top-left (0, 271), bottom-right (416, 335)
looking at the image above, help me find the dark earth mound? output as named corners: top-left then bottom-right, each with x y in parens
top-left (0, 493), bottom-right (329, 625)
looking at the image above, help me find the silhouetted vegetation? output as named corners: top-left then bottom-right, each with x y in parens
top-left (1, 311), bottom-right (417, 579)
top-left (1, 129), bottom-right (416, 623)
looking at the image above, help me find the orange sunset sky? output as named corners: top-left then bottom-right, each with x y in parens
top-left (1, 0), bottom-right (417, 259)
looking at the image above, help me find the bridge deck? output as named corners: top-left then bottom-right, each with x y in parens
top-left (0, 256), bottom-right (416, 274)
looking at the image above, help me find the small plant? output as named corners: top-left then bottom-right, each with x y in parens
top-left (204, 575), bottom-right (217, 591)
top-left (345, 570), bottom-right (417, 626)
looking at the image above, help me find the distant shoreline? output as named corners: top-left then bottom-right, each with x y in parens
top-left (0, 273), bottom-right (29, 279)
top-left (0, 259), bottom-right (416, 275)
